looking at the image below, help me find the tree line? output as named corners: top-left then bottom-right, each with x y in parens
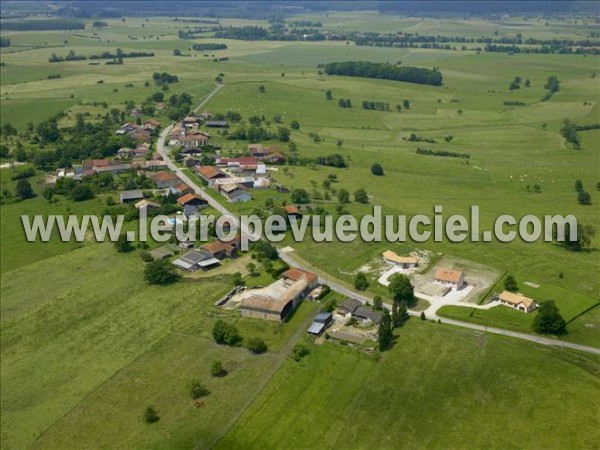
top-left (0, 20), bottom-right (85, 31)
top-left (191, 43), bottom-right (228, 51)
top-left (323, 61), bottom-right (443, 86)
top-left (416, 148), bottom-right (470, 159)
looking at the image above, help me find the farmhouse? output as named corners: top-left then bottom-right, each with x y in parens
top-left (497, 291), bottom-right (538, 313)
top-left (143, 119), bottom-right (161, 129)
top-left (337, 298), bottom-right (362, 316)
top-left (179, 132), bottom-right (209, 148)
top-left (177, 193), bottom-right (208, 216)
top-left (118, 144), bottom-right (150, 159)
top-left (248, 144), bottom-right (281, 159)
top-left (354, 306), bottom-right (383, 325)
top-left (151, 171), bottom-right (180, 188)
top-left (196, 165), bottom-right (228, 183)
top-left (217, 156), bottom-right (259, 171)
top-left (263, 152), bottom-right (286, 164)
top-left (171, 182), bottom-right (194, 196)
top-left (239, 268), bottom-right (318, 322)
top-left (172, 250), bottom-right (220, 271)
top-left (201, 240), bottom-right (238, 259)
top-left (435, 267), bottom-right (465, 290)
top-left (382, 250), bottom-right (418, 269)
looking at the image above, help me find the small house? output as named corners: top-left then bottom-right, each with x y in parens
top-left (353, 306), bottom-right (383, 325)
top-left (498, 291), bottom-right (538, 313)
top-left (382, 250), bottom-right (418, 269)
top-left (434, 267), bottom-right (465, 290)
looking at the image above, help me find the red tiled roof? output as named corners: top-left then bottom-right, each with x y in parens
top-left (177, 193), bottom-right (204, 205)
top-left (151, 171), bottom-right (179, 182)
top-left (196, 166), bottom-right (224, 179)
top-left (282, 268), bottom-right (318, 284)
top-left (435, 267), bottom-right (464, 284)
top-left (201, 240), bottom-right (235, 254)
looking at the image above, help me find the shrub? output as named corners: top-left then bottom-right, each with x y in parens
top-left (247, 337), bottom-right (268, 354)
top-left (371, 163), bottom-right (384, 176)
top-left (189, 380), bottom-right (210, 399)
top-left (292, 342), bottom-right (310, 361)
top-left (210, 360), bottom-right (227, 377)
top-left (144, 406), bottom-right (159, 424)
top-left (212, 320), bottom-right (241, 346)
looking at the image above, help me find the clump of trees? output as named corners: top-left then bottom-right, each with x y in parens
top-left (407, 133), bottom-right (436, 143)
top-left (338, 98), bottom-right (352, 108)
top-left (509, 75), bottom-right (522, 90)
top-left (15, 179), bottom-right (35, 200)
top-left (144, 259), bottom-right (180, 285)
top-left (192, 43), bottom-right (228, 51)
top-left (354, 188), bottom-right (368, 203)
top-left (212, 320), bottom-right (242, 346)
top-left (555, 222), bottom-right (596, 251)
top-left (541, 75), bottom-right (560, 101)
top-left (152, 71), bottom-right (178, 85)
top-left (416, 148), bottom-right (470, 159)
top-left (362, 100), bottom-right (390, 111)
top-left (561, 119), bottom-right (581, 149)
top-left (291, 188), bottom-right (310, 204)
top-left (324, 61), bottom-right (443, 86)
top-left (532, 300), bottom-right (566, 335)
top-left (315, 154), bottom-right (346, 168)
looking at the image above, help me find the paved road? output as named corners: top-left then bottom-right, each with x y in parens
top-left (156, 84), bottom-right (237, 220)
top-left (157, 83), bottom-right (600, 357)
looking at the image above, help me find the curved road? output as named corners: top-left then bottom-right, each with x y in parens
top-left (156, 83), bottom-right (600, 357)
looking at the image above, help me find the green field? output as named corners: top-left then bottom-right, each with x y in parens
top-left (216, 321), bottom-right (600, 449)
top-left (1, 9), bottom-right (599, 450)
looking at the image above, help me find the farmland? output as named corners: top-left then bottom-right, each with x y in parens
top-left (1, 6), bottom-right (599, 450)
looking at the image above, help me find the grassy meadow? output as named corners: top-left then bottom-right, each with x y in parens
top-left (1, 11), bottom-right (599, 450)
top-left (216, 320), bottom-right (600, 450)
